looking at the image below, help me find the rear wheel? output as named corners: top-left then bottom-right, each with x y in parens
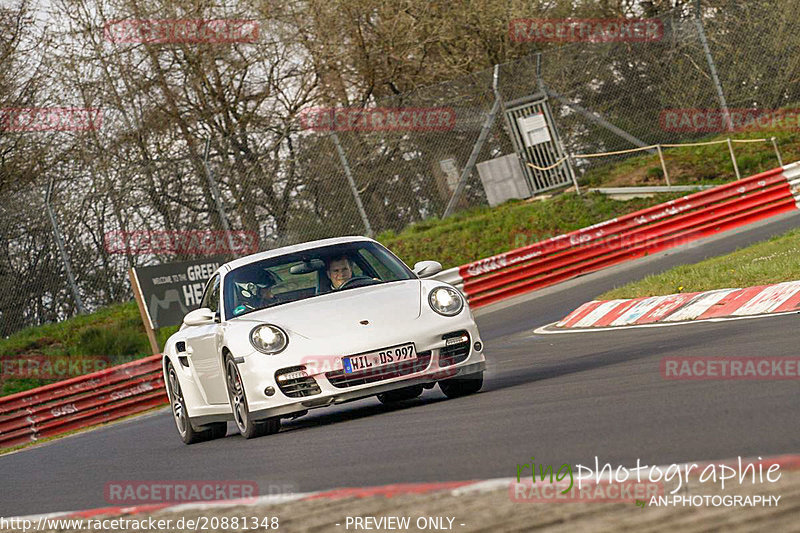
top-left (377, 385), bottom-right (424, 405)
top-left (439, 372), bottom-right (483, 399)
top-left (167, 362), bottom-right (225, 444)
top-left (224, 354), bottom-right (280, 439)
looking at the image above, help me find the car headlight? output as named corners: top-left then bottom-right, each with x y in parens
top-left (428, 286), bottom-right (464, 316)
top-left (250, 324), bottom-right (288, 354)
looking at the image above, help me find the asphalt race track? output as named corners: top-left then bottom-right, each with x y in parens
top-left (2, 212), bottom-right (800, 517)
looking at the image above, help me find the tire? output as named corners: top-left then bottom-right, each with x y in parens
top-left (167, 361), bottom-right (223, 445)
top-left (224, 353), bottom-right (280, 439)
top-left (439, 372), bottom-right (483, 399)
top-left (377, 385), bottom-right (424, 405)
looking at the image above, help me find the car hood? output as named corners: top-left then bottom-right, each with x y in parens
top-left (230, 279), bottom-right (422, 339)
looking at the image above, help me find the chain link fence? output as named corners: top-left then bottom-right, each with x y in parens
top-left (2, 1), bottom-right (799, 336)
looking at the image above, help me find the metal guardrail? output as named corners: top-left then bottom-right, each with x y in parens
top-left (0, 355), bottom-right (166, 449)
top-left (435, 163), bottom-right (800, 308)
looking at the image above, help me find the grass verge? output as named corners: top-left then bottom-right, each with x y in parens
top-left (0, 302), bottom-right (177, 396)
top-left (379, 191), bottom-right (683, 269)
top-left (580, 125), bottom-right (799, 188)
top-left (599, 227), bottom-right (800, 300)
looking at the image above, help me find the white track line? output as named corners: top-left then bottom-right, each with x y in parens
top-left (533, 309), bottom-right (800, 335)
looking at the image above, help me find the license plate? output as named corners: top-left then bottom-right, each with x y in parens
top-left (342, 343), bottom-right (417, 374)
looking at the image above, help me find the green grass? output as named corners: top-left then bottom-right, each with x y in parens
top-left (580, 127), bottom-right (799, 188)
top-left (0, 302), bottom-right (177, 396)
top-left (379, 191), bottom-right (683, 269)
top-left (599, 227), bottom-right (800, 300)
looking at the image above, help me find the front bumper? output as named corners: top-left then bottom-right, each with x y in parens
top-left (240, 319), bottom-right (485, 421)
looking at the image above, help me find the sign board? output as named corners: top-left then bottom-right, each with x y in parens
top-left (438, 158), bottom-right (461, 191)
top-left (131, 257), bottom-right (225, 331)
top-left (517, 113), bottom-right (552, 147)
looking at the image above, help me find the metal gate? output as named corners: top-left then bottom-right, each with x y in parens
top-left (504, 95), bottom-right (574, 194)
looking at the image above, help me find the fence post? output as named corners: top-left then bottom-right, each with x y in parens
top-left (202, 135), bottom-right (237, 253)
top-left (443, 64), bottom-right (502, 219)
top-left (45, 179), bottom-right (86, 315)
top-left (330, 131), bottom-right (373, 237)
top-left (656, 145), bottom-right (671, 187)
top-left (771, 136), bottom-right (783, 167)
top-left (564, 149), bottom-right (581, 196)
top-left (695, 0), bottom-right (732, 132)
top-left (726, 138), bottom-right (741, 179)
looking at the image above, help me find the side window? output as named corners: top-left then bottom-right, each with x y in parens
top-left (200, 275), bottom-right (221, 312)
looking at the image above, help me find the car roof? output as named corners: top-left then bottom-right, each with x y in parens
top-left (220, 235), bottom-right (377, 273)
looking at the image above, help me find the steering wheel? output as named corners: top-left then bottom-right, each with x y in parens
top-left (338, 276), bottom-right (381, 290)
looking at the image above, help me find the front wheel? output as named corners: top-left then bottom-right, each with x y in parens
top-left (167, 361), bottom-right (226, 444)
top-left (224, 354), bottom-right (280, 439)
top-left (439, 372), bottom-right (483, 399)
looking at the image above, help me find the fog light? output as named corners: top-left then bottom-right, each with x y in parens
top-left (474, 342), bottom-right (482, 352)
top-left (264, 386), bottom-right (275, 397)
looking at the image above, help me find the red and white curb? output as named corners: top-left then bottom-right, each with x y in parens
top-left (8, 454), bottom-right (800, 522)
top-left (547, 280), bottom-right (800, 331)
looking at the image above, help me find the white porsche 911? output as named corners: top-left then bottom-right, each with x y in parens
top-left (163, 236), bottom-right (486, 444)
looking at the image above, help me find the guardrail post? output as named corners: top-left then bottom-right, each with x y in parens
top-left (695, 0), bottom-right (732, 132)
top-left (45, 178), bottom-right (86, 315)
top-left (202, 135), bottom-right (237, 252)
top-left (330, 131), bottom-right (374, 237)
top-left (566, 153), bottom-right (581, 195)
top-left (656, 145), bottom-right (671, 187)
top-left (726, 138), bottom-right (741, 179)
top-left (443, 64), bottom-right (503, 218)
top-left (771, 136), bottom-right (783, 167)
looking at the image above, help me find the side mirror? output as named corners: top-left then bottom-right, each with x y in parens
top-left (183, 307), bottom-right (216, 327)
top-left (413, 260), bottom-right (443, 278)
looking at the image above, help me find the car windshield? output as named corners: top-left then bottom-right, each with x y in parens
top-left (223, 241), bottom-right (415, 320)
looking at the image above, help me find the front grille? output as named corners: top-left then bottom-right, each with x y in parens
top-left (326, 351), bottom-right (432, 389)
top-left (439, 331), bottom-right (470, 366)
top-left (275, 366), bottom-right (321, 397)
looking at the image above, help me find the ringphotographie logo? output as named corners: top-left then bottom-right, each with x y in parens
top-left (0, 355), bottom-right (113, 381)
top-left (104, 481), bottom-right (260, 505)
top-left (299, 107), bottom-right (457, 132)
top-left (661, 357), bottom-right (800, 380)
top-left (660, 108), bottom-right (800, 133)
top-left (509, 18), bottom-right (663, 43)
top-left (0, 108), bottom-right (103, 132)
top-left (104, 230), bottom-right (259, 256)
top-left (104, 19), bottom-right (259, 44)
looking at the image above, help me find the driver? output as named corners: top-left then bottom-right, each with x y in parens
top-left (326, 255), bottom-right (353, 289)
